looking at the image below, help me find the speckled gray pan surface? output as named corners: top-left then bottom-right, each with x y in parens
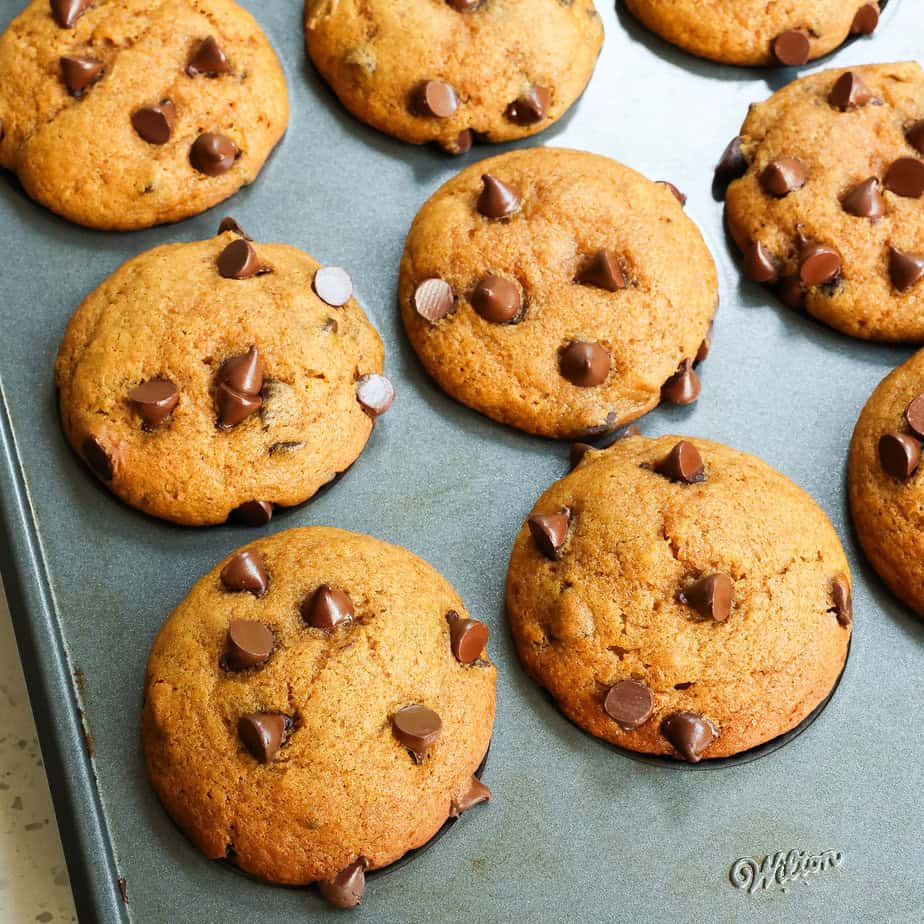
top-left (0, 1), bottom-right (922, 922)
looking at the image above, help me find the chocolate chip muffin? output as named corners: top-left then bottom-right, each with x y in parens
top-left (143, 527), bottom-right (495, 907)
top-left (625, 0), bottom-right (881, 67)
top-left (55, 221), bottom-right (393, 525)
top-left (721, 62), bottom-right (924, 341)
top-left (399, 147), bottom-right (718, 438)
top-left (506, 434), bottom-right (852, 762)
top-left (304, 0), bottom-right (602, 153)
top-left (849, 349), bottom-right (924, 618)
top-left (0, 0), bottom-right (288, 229)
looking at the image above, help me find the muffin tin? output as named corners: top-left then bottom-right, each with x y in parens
top-left (0, 1), bottom-right (922, 920)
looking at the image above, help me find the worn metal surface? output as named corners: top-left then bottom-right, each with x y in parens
top-left (0, 1), bottom-right (922, 921)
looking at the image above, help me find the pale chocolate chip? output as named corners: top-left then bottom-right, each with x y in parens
top-left (221, 346), bottom-right (263, 395)
top-left (760, 158), bottom-right (806, 197)
top-left (828, 71), bottom-right (874, 110)
top-left (506, 85), bottom-right (550, 125)
top-left (414, 80), bottom-right (458, 118)
top-left (131, 100), bottom-right (176, 145)
top-left (450, 776), bottom-right (491, 817)
top-left (714, 136), bottom-right (747, 188)
top-left (319, 858), bottom-right (370, 909)
top-left (127, 378), bottom-right (179, 430)
top-left (830, 576), bottom-right (852, 627)
top-left (851, 3), bottom-right (879, 34)
top-left (190, 132), bottom-right (238, 176)
top-left (576, 250), bottom-right (626, 291)
top-left (217, 239), bottom-right (262, 279)
top-left (799, 243), bottom-right (841, 287)
top-left (477, 174), bottom-right (521, 218)
top-left (884, 158), bottom-right (924, 199)
top-left (527, 507), bottom-right (571, 560)
top-left (879, 432), bottom-right (921, 480)
top-left (413, 278), bottom-right (455, 322)
top-left (679, 573), bottom-right (734, 622)
top-left (220, 550), bottom-right (268, 596)
top-left (313, 266), bottom-right (353, 307)
top-left (603, 679), bottom-right (654, 730)
top-left (231, 500), bottom-right (273, 526)
top-left (908, 121), bottom-right (924, 156)
top-left (392, 705), bottom-right (442, 762)
top-left (60, 56), bottom-right (102, 97)
top-left (905, 394), bottom-right (924, 438)
top-left (471, 276), bottom-right (521, 323)
top-left (744, 241), bottom-right (779, 283)
top-left (889, 247), bottom-right (924, 292)
top-left (658, 181), bottom-right (686, 205)
top-left (218, 216), bottom-right (250, 238)
top-left (569, 442), bottom-right (594, 470)
top-left (655, 440), bottom-right (705, 484)
top-left (660, 711), bottom-right (718, 763)
top-left (661, 359), bottom-right (700, 405)
top-left (187, 36), bottom-right (232, 77)
top-left (842, 177), bottom-right (885, 219)
top-left (772, 30), bottom-right (810, 66)
top-left (446, 610), bottom-right (489, 664)
top-left (225, 619), bottom-right (274, 670)
top-left (82, 435), bottom-right (113, 481)
top-left (356, 374), bottom-right (395, 417)
top-left (559, 341), bottom-right (611, 387)
top-left (51, 0), bottom-right (91, 28)
top-left (302, 584), bottom-right (354, 629)
top-left (238, 713), bottom-right (286, 763)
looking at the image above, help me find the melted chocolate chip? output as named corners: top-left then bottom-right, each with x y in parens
top-left (744, 241), bottom-right (779, 283)
top-left (217, 239), bottom-right (263, 279)
top-left (576, 250), bottom-right (626, 291)
top-left (471, 275), bottom-right (521, 323)
top-left (414, 80), bottom-right (458, 118)
top-left (356, 374), bottom-right (395, 417)
top-left (527, 508), bottom-right (571, 560)
top-left (319, 858), bottom-right (370, 909)
top-left (878, 432), bottom-right (921, 480)
top-left (216, 384), bottom-right (261, 429)
top-left (60, 56), bottom-right (102, 97)
top-left (660, 711), bottom-right (718, 763)
top-left (446, 610), bottom-right (489, 664)
top-left (828, 71), bottom-right (874, 111)
top-left (413, 278), bottom-right (455, 322)
top-left (190, 132), bottom-right (238, 176)
top-left (799, 243), bottom-right (841, 287)
top-left (450, 776), bottom-right (491, 817)
top-left (392, 705), bottom-right (442, 762)
top-left (559, 341), bottom-right (611, 387)
top-left (225, 619), bottom-right (274, 670)
top-left (661, 359), bottom-right (700, 405)
top-left (238, 713), bottom-right (286, 763)
top-left (218, 216), bottom-right (250, 238)
top-left (842, 177), bottom-right (885, 219)
top-left (569, 442), bottom-right (594, 470)
top-left (313, 266), bottom-right (353, 307)
top-left (187, 37), bottom-right (232, 77)
top-left (715, 136), bottom-right (747, 189)
top-left (477, 174), bottom-right (521, 218)
top-left (505, 85), bottom-right (550, 125)
top-left (679, 573), bottom-right (734, 622)
top-left (905, 394), bottom-right (924, 438)
top-left (760, 158), bottom-right (806, 197)
top-left (603, 679), bottom-right (654, 730)
top-left (302, 585), bottom-right (354, 629)
top-left (851, 3), bottom-right (879, 34)
top-left (772, 30), bottom-right (810, 66)
top-left (907, 121), bottom-right (924, 156)
top-left (131, 100), bottom-right (176, 145)
top-left (51, 0), bottom-right (90, 29)
top-left (231, 500), bottom-right (273, 526)
top-left (658, 181), bottom-right (686, 205)
top-left (884, 158), bottom-right (924, 199)
top-left (220, 550), bottom-right (268, 596)
top-left (889, 247), bottom-right (924, 292)
top-left (830, 576), bottom-right (852, 627)
top-left (655, 440), bottom-right (705, 484)
top-left (82, 435), bottom-right (113, 481)
top-left (127, 378), bottom-right (179, 430)
top-left (221, 346), bottom-right (263, 395)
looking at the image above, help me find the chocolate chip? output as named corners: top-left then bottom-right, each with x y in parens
top-left (218, 239), bottom-right (262, 279)
top-left (830, 576), bottom-right (852, 627)
top-left (527, 508), bottom-right (571, 560)
top-left (828, 71), bottom-right (874, 110)
top-left (477, 174), bottom-right (521, 218)
top-left (658, 181), bottom-right (686, 205)
top-left (878, 432), bottom-right (921, 479)
top-left (800, 243), bottom-right (841, 287)
top-left (82, 436), bottom-right (113, 481)
top-left (313, 266), bottom-right (353, 307)
top-left (238, 713), bottom-right (286, 763)
top-left (660, 711), bottom-right (718, 763)
top-left (393, 704), bottom-right (442, 762)
top-left (220, 550), bottom-right (268, 596)
top-left (60, 56), bottom-right (102, 97)
top-left (187, 37), bottom-right (232, 77)
top-left (356, 374), bottom-right (395, 417)
top-left (190, 132), bottom-right (238, 176)
top-left (772, 30), bottom-right (810, 66)
top-left (559, 341), bottom-right (611, 387)
top-left (851, 3), bottom-right (879, 34)
top-left (127, 378), bottom-right (179, 430)
top-left (413, 278), bottom-right (455, 322)
top-left (777, 274), bottom-right (805, 309)
top-left (576, 250), bottom-right (626, 291)
top-left (449, 776), bottom-right (491, 817)
top-left (889, 247), bottom-right (924, 292)
top-left (842, 177), bottom-right (885, 219)
top-left (221, 346), bottom-right (264, 395)
top-left (218, 216), bottom-right (249, 238)
top-left (679, 573), bottom-right (734, 622)
top-left (446, 128), bottom-right (474, 155)
top-left (908, 121), bottom-right (924, 156)
top-left (414, 80), bottom-right (458, 118)
top-left (471, 276), bottom-right (521, 323)
top-left (570, 442), bottom-right (594, 470)
top-left (51, 0), bottom-right (90, 29)
top-left (446, 610), bottom-right (489, 664)
top-left (603, 679), bottom-right (654, 730)
top-left (231, 500), bottom-right (273, 526)
top-left (759, 158), bottom-right (807, 197)
top-left (319, 858), bottom-right (370, 909)
top-left (217, 384), bottom-right (262, 428)
top-left (884, 158), bottom-right (924, 199)
top-left (302, 584), bottom-right (354, 629)
top-left (225, 620), bottom-right (274, 670)
top-left (744, 241), bottom-right (779, 283)
top-left (131, 100), bottom-right (176, 145)
top-left (505, 85), bottom-right (550, 125)
top-left (655, 440), bottom-right (705, 484)
top-left (661, 358), bottom-right (700, 405)
top-left (905, 394), bottom-right (924, 438)
top-left (714, 136), bottom-right (747, 188)
top-left (446, 0), bottom-right (481, 9)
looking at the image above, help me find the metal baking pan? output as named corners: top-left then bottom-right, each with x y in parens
top-left (1, 1), bottom-right (922, 920)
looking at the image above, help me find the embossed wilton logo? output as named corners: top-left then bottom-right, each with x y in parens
top-left (730, 849), bottom-right (844, 894)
